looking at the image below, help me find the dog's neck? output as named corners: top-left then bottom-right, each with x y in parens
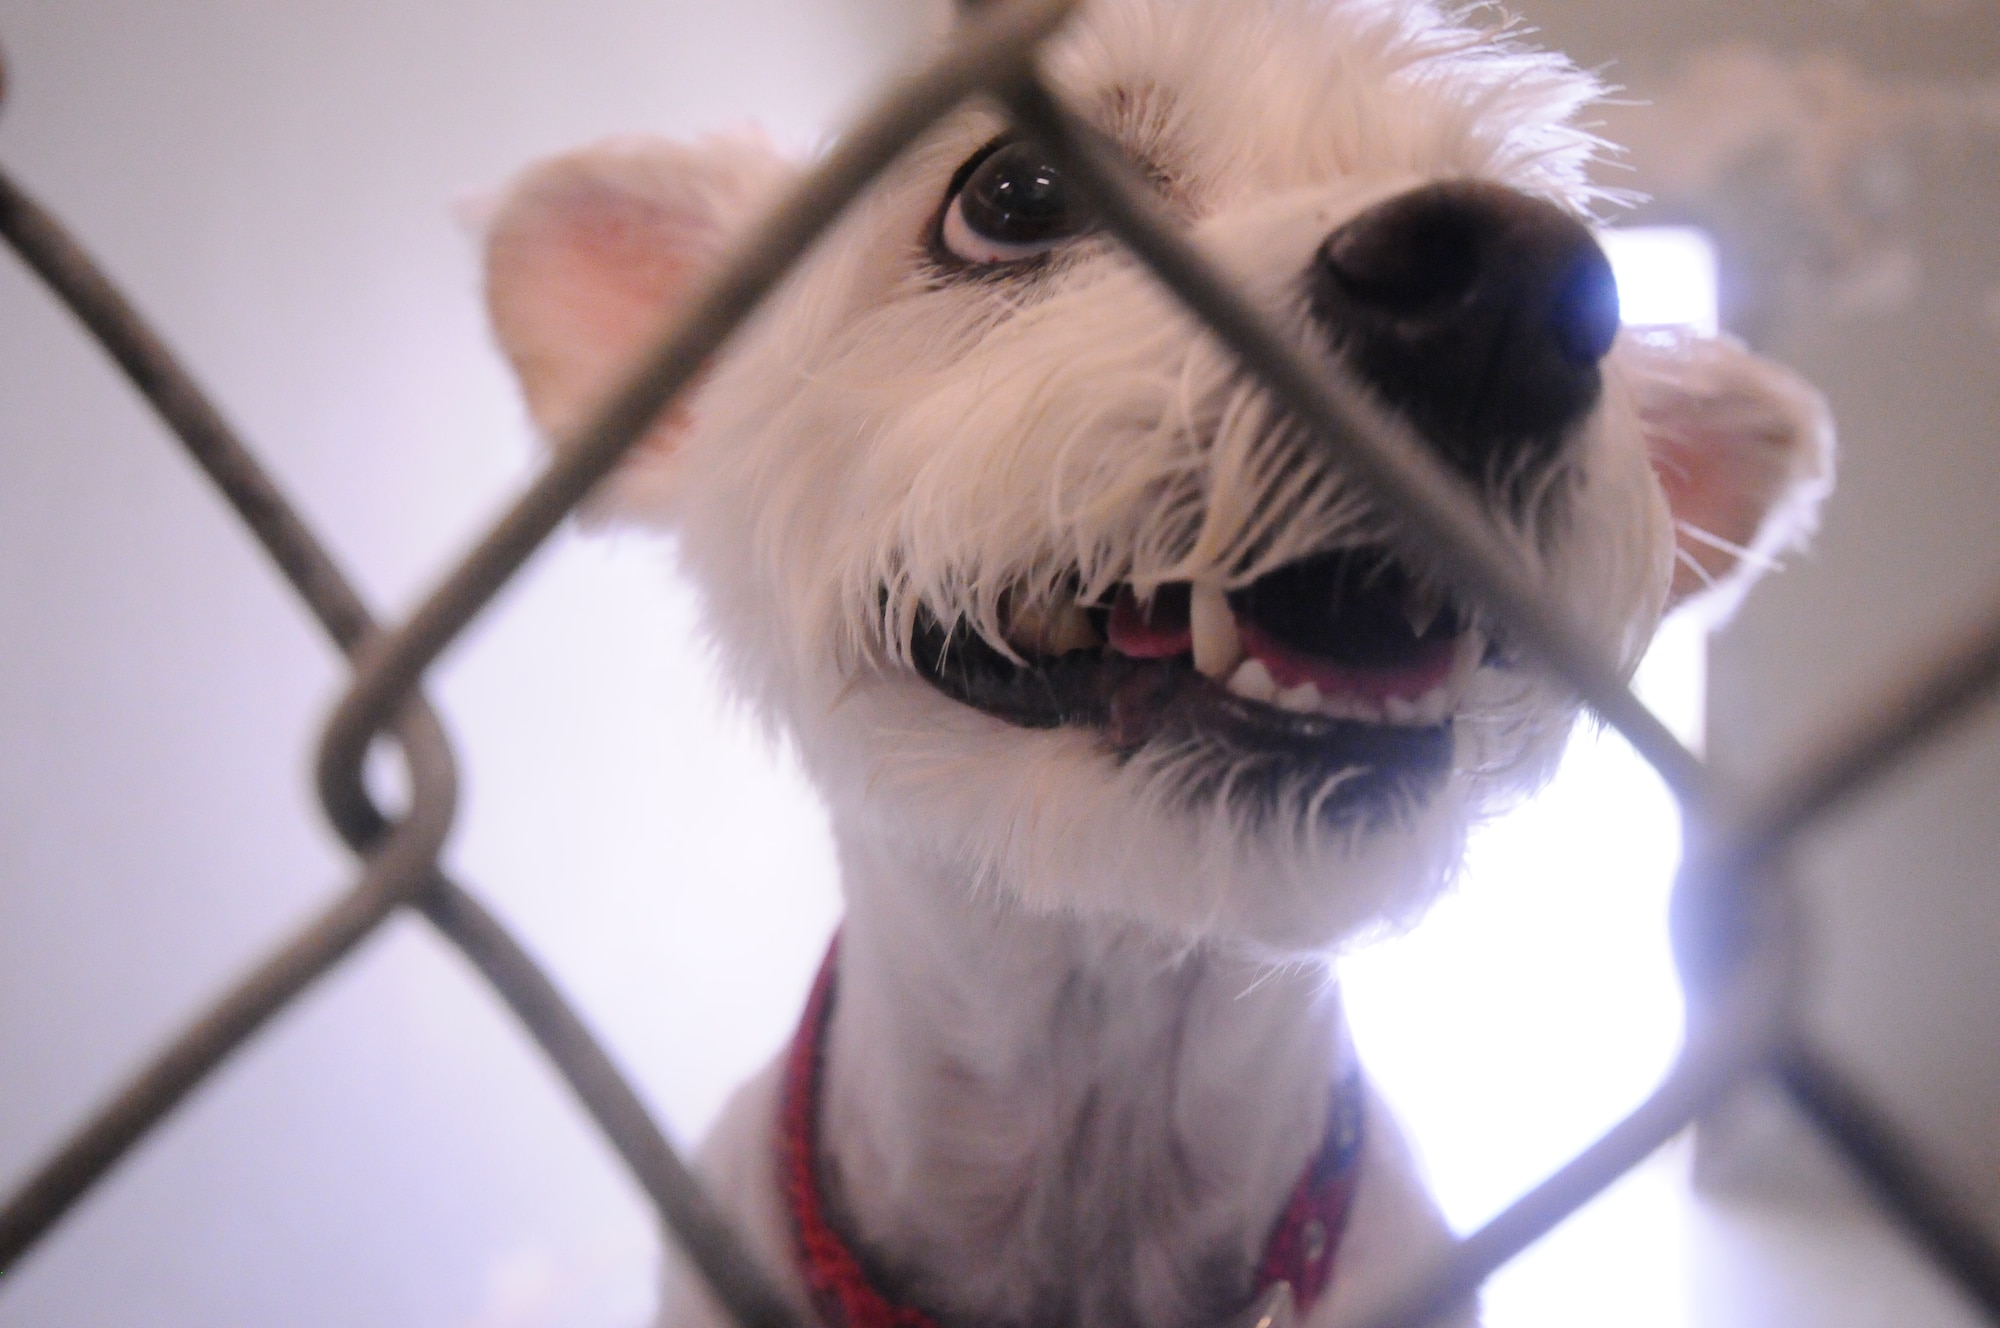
top-left (815, 828), bottom-right (1350, 1328)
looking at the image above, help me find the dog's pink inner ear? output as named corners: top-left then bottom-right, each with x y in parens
top-left (485, 138), bottom-right (779, 452)
top-left (1629, 332), bottom-right (1835, 616)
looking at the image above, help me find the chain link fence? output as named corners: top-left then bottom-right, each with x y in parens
top-left (2, 0), bottom-right (1997, 1323)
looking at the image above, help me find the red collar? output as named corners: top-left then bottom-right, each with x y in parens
top-left (779, 937), bottom-right (1364, 1328)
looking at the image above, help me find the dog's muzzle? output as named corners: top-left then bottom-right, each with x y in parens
top-left (904, 183), bottom-right (1618, 826)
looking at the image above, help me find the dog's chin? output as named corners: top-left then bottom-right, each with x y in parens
top-left (797, 668), bottom-right (1472, 954)
top-left (907, 545), bottom-right (1480, 831)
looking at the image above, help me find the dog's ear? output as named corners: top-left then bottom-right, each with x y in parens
top-left (484, 132), bottom-right (793, 492)
top-left (1624, 330), bottom-right (1835, 620)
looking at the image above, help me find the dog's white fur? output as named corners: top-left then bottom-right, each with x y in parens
top-left (483, 2), bottom-right (1834, 1325)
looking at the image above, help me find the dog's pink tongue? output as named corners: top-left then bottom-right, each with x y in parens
top-left (1106, 590), bottom-right (1193, 658)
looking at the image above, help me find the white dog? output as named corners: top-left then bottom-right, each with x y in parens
top-left (482, 1), bottom-right (1833, 1325)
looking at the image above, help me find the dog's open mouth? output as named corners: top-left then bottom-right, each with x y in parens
top-left (910, 548), bottom-right (1478, 815)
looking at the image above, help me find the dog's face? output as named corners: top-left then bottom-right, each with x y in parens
top-left (485, 0), bottom-right (1832, 954)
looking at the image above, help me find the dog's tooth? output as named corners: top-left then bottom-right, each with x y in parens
top-left (1190, 582), bottom-right (1243, 679)
top-left (1045, 597), bottom-right (1103, 653)
top-left (1007, 594), bottom-right (1101, 655)
top-left (1312, 686), bottom-right (1362, 722)
top-left (1380, 688), bottom-right (1449, 727)
top-left (1227, 658), bottom-right (1279, 703)
top-left (1451, 628), bottom-right (1486, 687)
top-left (1403, 580), bottom-right (1446, 637)
top-left (1327, 691), bottom-right (1386, 723)
top-left (1276, 682), bottom-right (1321, 714)
top-left (1413, 686), bottom-right (1451, 725)
top-left (1315, 691), bottom-right (1360, 721)
top-left (1003, 598), bottom-right (1044, 649)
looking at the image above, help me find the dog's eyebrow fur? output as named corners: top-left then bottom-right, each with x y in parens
top-left (1096, 82), bottom-right (1194, 208)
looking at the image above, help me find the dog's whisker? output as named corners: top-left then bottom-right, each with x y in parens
top-left (1677, 518), bottom-right (1780, 571)
top-left (1674, 543), bottom-right (1724, 593)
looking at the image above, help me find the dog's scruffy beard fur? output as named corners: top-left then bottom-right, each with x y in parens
top-left (482, 1), bottom-right (1834, 1324)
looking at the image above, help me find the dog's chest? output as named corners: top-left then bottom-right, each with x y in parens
top-left (812, 923), bottom-right (1350, 1328)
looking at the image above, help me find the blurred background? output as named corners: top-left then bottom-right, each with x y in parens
top-left (0, 1), bottom-right (1994, 1325)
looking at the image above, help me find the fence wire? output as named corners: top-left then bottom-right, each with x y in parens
top-left (3, 1), bottom-right (1998, 1324)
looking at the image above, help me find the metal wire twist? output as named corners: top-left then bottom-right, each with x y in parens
top-left (3, 2), bottom-right (1997, 1324)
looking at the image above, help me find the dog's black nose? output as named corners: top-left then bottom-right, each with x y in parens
top-left (1309, 180), bottom-right (1619, 493)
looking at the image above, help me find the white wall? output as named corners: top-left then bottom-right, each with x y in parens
top-left (0, 3), bottom-right (910, 1324)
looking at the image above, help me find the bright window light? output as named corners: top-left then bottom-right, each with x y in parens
top-left (1600, 227), bottom-right (1721, 336)
top-left (1340, 227), bottom-right (1719, 1328)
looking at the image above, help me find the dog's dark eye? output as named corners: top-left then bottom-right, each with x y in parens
top-left (940, 141), bottom-right (1092, 265)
